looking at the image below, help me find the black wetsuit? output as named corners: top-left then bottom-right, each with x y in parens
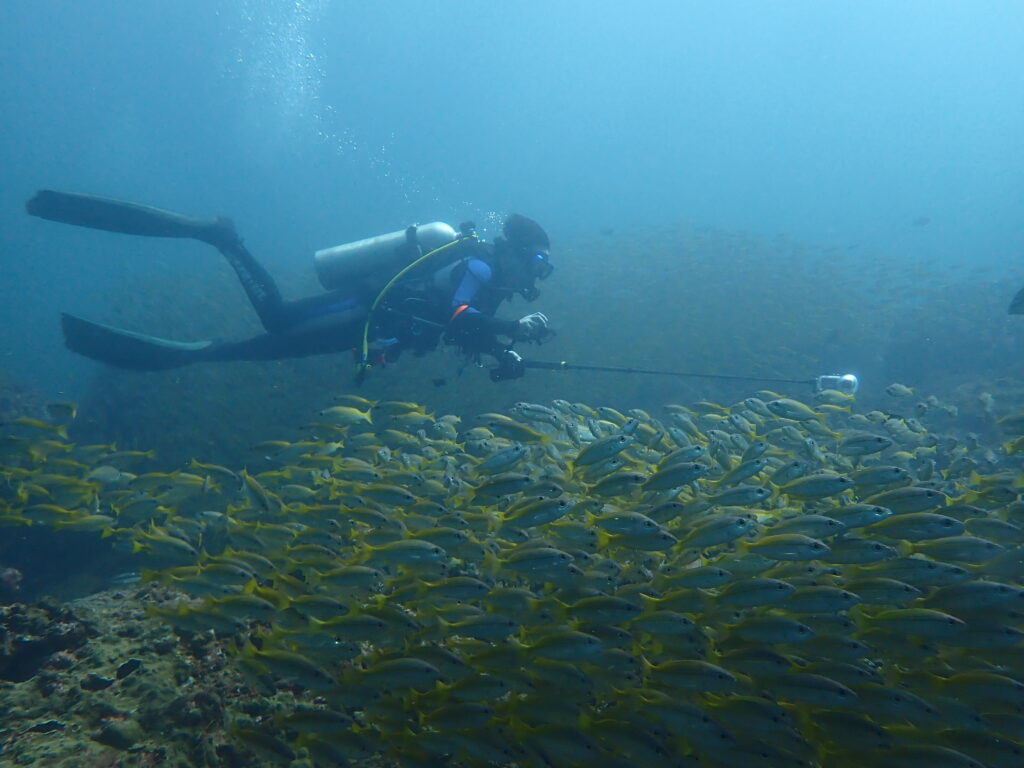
top-left (28, 189), bottom-right (533, 371)
top-left (183, 234), bottom-right (521, 366)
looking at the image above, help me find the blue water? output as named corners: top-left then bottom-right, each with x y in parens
top-left (1, 0), bottom-right (1023, 402)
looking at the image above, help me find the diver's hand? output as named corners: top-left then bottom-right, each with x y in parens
top-left (490, 350), bottom-right (525, 382)
top-left (515, 312), bottom-right (550, 342)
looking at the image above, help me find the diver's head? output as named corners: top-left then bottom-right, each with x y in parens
top-left (500, 214), bottom-right (553, 299)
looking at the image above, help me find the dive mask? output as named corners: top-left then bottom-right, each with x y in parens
top-left (528, 250), bottom-right (553, 280)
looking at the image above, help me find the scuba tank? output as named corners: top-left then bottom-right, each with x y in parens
top-left (314, 222), bottom-right (459, 291)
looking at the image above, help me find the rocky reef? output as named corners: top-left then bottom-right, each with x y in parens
top-left (0, 586), bottom-right (297, 768)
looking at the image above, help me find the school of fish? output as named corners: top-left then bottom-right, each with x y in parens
top-left (2, 385), bottom-right (1024, 768)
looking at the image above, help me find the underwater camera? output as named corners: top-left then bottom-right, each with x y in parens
top-left (814, 373), bottom-right (859, 395)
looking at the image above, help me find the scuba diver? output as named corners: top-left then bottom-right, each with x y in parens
top-left (24, 190), bottom-right (555, 382)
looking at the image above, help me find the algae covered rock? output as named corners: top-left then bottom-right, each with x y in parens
top-left (0, 587), bottom-right (249, 766)
top-left (0, 600), bottom-right (96, 683)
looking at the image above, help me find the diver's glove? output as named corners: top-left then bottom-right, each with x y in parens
top-left (490, 350), bottom-right (525, 382)
top-left (514, 312), bottom-right (550, 342)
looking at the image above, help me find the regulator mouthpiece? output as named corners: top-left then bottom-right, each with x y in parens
top-left (815, 373), bottom-right (859, 395)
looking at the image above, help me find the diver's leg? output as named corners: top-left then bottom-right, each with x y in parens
top-left (25, 190), bottom-right (295, 334)
top-left (215, 237), bottom-right (372, 336)
top-left (28, 190), bottom-right (374, 343)
top-left (198, 314), bottom-right (366, 363)
top-left (213, 235), bottom-right (291, 334)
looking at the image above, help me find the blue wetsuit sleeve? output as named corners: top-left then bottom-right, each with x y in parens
top-left (451, 258), bottom-right (491, 312)
top-left (447, 258), bottom-right (517, 353)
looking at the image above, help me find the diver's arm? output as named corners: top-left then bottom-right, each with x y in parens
top-left (446, 258), bottom-right (518, 354)
top-left (447, 310), bottom-right (525, 382)
top-left (447, 311), bottom-right (517, 355)
top-left (449, 259), bottom-right (518, 334)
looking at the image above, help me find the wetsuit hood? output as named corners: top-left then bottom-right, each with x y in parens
top-left (503, 214), bottom-right (549, 252)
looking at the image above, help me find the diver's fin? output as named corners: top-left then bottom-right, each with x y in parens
top-left (26, 190), bottom-right (237, 246)
top-left (1009, 285), bottom-right (1024, 314)
top-left (61, 313), bottom-right (213, 370)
